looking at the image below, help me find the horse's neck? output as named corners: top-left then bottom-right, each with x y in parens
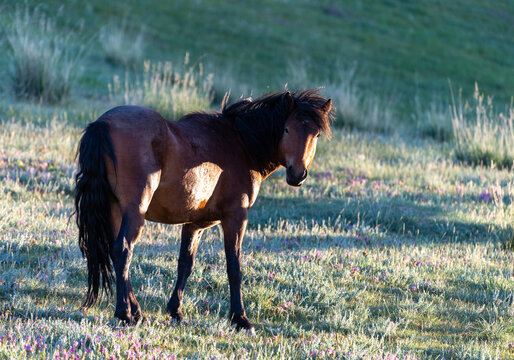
top-left (258, 161), bottom-right (282, 181)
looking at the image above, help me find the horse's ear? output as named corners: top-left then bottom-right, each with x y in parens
top-left (321, 98), bottom-right (332, 115)
top-left (283, 91), bottom-right (294, 113)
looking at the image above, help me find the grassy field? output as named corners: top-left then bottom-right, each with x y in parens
top-left (1, 0), bottom-right (514, 359)
top-left (0, 120), bottom-right (513, 359)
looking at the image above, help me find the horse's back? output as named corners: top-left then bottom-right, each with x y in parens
top-left (100, 105), bottom-right (168, 137)
top-left (100, 105), bottom-right (172, 160)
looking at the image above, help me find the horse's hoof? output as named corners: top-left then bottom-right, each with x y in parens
top-left (231, 314), bottom-right (255, 333)
top-left (167, 306), bottom-right (183, 323)
top-left (131, 307), bottom-right (144, 323)
top-left (115, 307), bottom-right (143, 325)
top-left (132, 311), bottom-right (145, 324)
top-left (170, 312), bottom-right (183, 323)
top-left (115, 313), bottom-right (136, 325)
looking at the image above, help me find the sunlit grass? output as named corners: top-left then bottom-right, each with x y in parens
top-left (99, 21), bottom-right (144, 67)
top-left (108, 57), bottom-right (214, 121)
top-left (452, 84), bottom-right (514, 169)
top-left (5, 7), bottom-right (81, 104)
top-left (0, 115), bottom-right (513, 359)
top-left (414, 101), bottom-right (453, 142)
top-left (325, 77), bottom-right (395, 133)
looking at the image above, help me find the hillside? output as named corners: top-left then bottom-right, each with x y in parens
top-left (1, 0), bottom-right (513, 122)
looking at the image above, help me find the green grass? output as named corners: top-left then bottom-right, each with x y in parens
top-left (452, 84), bottom-right (514, 168)
top-left (109, 58), bottom-right (214, 121)
top-left (0, 118), bottom-right (513, 359)
top-left (98, 20), bottom-right (145, 67)
top-left (1, 1), bottom-right (514, 359)
top-left (5, 8), bottom-right (81, 104)
top-left (1, 0), bottom-right (513, 122)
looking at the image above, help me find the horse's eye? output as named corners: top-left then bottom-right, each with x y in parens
top-left (284, 128), bottom-right (289, 134)
top-left (302, 119), bottom-right (308, 125)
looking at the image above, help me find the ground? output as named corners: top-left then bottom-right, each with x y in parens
top-left (0, 0), bottom-right (513, 359)
top-left (0, 122), bottom-right (513, 359)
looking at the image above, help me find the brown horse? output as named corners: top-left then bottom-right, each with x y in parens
top-left (74, 89), bottom-right (332, 333)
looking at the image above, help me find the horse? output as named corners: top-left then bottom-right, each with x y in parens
top-left (74, 89), bottom-right (332, 333)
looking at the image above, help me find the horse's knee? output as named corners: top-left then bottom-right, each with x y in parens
top-left (111, 238), bottom-right (132, 270)
top-left (226, 259), bottom-right (241, 280)
top-left (177, 258), bottom-right (194, 276)
top-left (112, 210), bottom-right (143, 253)
top-left (112, 236), bottom-right (128, 255)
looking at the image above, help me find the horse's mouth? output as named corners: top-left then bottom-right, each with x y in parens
top-left (287, 179), bottom-right (304, 187)
top-left (286, 175), bottom-right (307, 187)
top-left (286, 166), bottom-right (308, 187)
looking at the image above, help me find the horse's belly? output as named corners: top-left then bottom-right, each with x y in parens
top-left (145, 162), bottom-right (223, 224)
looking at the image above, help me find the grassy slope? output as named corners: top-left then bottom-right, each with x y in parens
top-left (0, 1), bottom-right (513, 359)
top-left (2, 0), bottom-right (514, 114)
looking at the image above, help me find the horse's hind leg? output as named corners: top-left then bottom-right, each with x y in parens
top-left (167, 223), bottom-right (204, 321)
top-left (110, 206), bottom-right (145, 323)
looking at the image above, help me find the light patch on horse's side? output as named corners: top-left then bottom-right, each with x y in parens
top-left (240, 193), bottom-right (250, 209)
top-left (240, 174), bottom-right (261, 209)
top-left (248, 172), bottom-right (262, 208)
top-left (140, 170), bottom-right (161, 213)
top-left (183, 162), bottom-right (222, 210)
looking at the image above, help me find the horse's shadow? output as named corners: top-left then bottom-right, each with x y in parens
top-left (248, 193), bottom-right (507, 248)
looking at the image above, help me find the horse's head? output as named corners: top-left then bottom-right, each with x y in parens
top-left (278, 91), bottom-right (333, 186)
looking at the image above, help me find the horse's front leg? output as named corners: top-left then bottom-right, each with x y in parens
top-left (167, 223), bottom-right (203, 321)
top-left (110, 209), bottom-right (145, 324)
top-left (222, 210), bottom-right (255, 334)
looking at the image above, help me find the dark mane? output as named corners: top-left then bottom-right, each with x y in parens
top-left (222, 89), bottom-right (332, 171)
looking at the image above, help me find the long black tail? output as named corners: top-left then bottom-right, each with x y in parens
top-left (74, 119), bottom-right (117, 308)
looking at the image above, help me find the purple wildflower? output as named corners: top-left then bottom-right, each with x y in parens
top-left (479, 189), bottom-right (492, 202)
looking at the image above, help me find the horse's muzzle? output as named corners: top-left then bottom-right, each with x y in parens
top-left (286, 166), bottom-right (308, 187)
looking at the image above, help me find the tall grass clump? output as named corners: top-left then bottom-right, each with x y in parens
top-left (320, 68), bottom-right (394, 133)
top-left (284, 62), bottom-right (396, 132)
top-left (99, 21), bottom-right (144, 67)
top-left (6, 8), bottom-right (80, 104)
top-left (109, 56), bottom-right (214, 120)
top-left (414, 100), bottom-right (453, 141)
top-left (452, 83), bottom-right (514, 168)
top-left (209, 68), bottom-right (252, 103)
